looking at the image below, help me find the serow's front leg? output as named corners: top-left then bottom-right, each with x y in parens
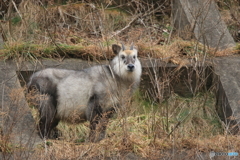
top-left (86, 95), bottom-right (113, 142)
top-left (89, 113), bottom-right (109, 142)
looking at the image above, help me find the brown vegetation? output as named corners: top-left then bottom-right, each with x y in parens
top-left (0, 0), bottom-right (240, 159)
top-left (0, 0), bottom-right (238, 62)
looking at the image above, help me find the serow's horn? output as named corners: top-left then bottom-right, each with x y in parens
top-left (121, 43), bottom-right (125, 51)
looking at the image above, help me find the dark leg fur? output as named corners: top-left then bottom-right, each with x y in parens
top-left (38, 94), bottom-right (60, 139)
top-left (86, 95), bottom-right (103, 142)
top-left (28, 77), bottom-right (59, 139)
top-left (86, 95), bottom-right (114, 142)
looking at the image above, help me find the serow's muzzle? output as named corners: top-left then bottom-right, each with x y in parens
top-left (127, 64), bottom-right (135, 72)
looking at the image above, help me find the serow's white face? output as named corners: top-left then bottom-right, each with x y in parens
top-left (118, 49), bottom-right (138, 72)
top-left (111, 44), bottom-right (142, 81)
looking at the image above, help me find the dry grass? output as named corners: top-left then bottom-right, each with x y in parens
top-left (0, 41), bottom-right (114, 60)
top-left (2, 86), bottom-right (234, 159)
top-left (30, 135), bottom-right (240, 159)
top-left (0, 1), bottom-right (238, 62)
top-left (1, 38), bottom-right (237, 62)
top-left (18, 92), bottom-right (235, 159)
top-left (218, 0), bottom-right (240, 42)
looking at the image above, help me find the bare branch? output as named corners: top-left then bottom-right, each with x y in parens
top-left (109, 0), bottom-right (168, 39)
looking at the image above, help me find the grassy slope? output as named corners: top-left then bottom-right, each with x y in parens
top-left (0, 1), bottom-right (240, 159)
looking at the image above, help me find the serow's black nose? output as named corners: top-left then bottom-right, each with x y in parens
top-left (127, 64), bottom-right (135, 71)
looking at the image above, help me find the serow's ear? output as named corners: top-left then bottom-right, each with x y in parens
top-left (130, 42), bottom-right (134, 50)
top-left (112, 44), bottom-right (121, 55)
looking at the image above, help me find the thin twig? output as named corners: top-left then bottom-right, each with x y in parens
top-left (109, 15), bottom-right (140, 39)
top-left (109, 0), bottom-right (168, 38)
top-left (11, 0), bottom-right (22, 19)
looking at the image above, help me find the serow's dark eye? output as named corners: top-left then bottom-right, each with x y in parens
top-left (121, 55), bottom-right (125, 59)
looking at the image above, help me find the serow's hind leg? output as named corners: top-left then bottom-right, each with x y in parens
top-left (38, 94), bottom-right (60, 139)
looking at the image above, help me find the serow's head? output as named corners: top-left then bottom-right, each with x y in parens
top-left (112, 43), bottom-right (139, 73)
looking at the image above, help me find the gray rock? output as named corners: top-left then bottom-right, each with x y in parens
top-left (214, 56), bottom-right (240, 133)
top-left (172, 0), bottom-right (235, 50)
top-left (140, 58), bottom-right (213, 99)
top-left (0, 61), bottom-right (42, 149)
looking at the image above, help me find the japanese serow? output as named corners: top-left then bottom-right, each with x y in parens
top-left (28, 43), bottom-right (142, 142)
